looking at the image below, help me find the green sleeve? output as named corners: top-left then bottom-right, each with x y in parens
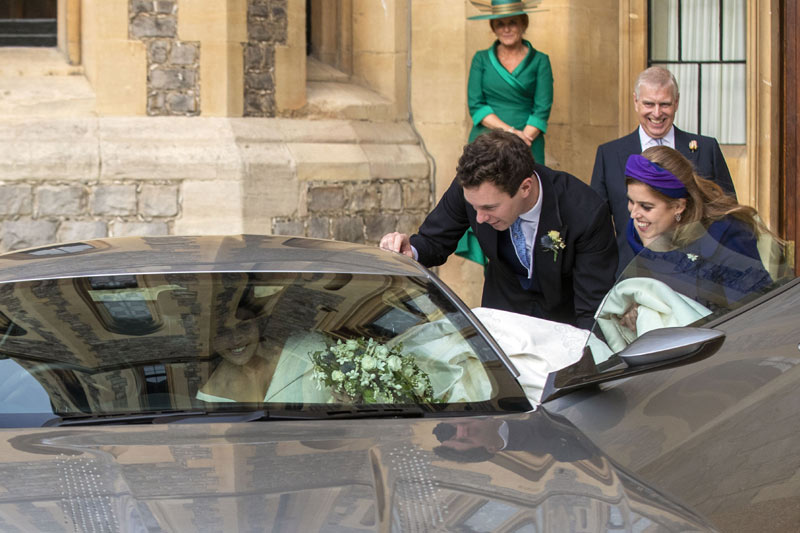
top-left (468, 51), bottom-right (494, 126)
top-left (526, 53), bottom-right (553, 133)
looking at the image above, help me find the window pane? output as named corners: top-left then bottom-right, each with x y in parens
top-left (722, 0), bottom-right (746, 61)
top-left (682, 0), bottom-right (720, 61)
top-left (650, 0), bottom-right (679, 61)
top-left (658, 62), bottom-right (699, 134)
top-left (701, 63), bottom-right (746, 144)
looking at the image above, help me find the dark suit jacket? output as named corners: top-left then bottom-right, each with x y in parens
top-left (590, 127), bottom-right (736, 272)
top-left (410, 165), bottom-right (618, 330)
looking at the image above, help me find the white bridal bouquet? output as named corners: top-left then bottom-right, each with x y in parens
top-left (310, 337), bottom-right (435, 404)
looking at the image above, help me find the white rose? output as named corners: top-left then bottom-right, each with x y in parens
top-left (361, 356), bottom-right (377, 371)
top-left (375, 345), bottom-right (389, 359)
top-left (386, 355), bottom-right (402, 372)
top-left (331, 370), bottom-right (345, 382)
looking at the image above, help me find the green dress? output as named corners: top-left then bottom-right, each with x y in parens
top-left (467, 39), bottom-right (553, 165)
top-left (457, 40), bottom-right (554, 266)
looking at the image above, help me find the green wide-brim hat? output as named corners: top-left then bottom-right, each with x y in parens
top-left (467, 0), bottom-right (543, 20)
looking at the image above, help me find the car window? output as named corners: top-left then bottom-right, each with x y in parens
top-left (589, 220), bottom-right (795, 362)
top-left (0, 272), bottom-right (529, 426)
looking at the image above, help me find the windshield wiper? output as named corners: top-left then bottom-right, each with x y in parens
top-left (321, 405), bottom-right (428, 419)
top-left (43, 409), bottom-right (273, 426)
top-left (43, 405), bottom-right (430, 426)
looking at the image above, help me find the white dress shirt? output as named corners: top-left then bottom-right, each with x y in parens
top-left (638, 125), bottom-right (675, 150)
top-left (514, 171), bottom-right (543, 279)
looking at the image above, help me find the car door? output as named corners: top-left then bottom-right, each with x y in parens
top-left (542, 226), bottom-right (800, 532)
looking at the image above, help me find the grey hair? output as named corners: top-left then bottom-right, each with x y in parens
top-left (634, 66), bottom-right (679, 100)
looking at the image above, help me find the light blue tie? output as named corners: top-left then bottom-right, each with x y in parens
top-left (510, 218), bottom-right (530, 270)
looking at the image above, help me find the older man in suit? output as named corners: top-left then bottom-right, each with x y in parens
top-left (591, 66), bottom-right (736, 273)
top-left (380, 130), bottom-right (617, 330)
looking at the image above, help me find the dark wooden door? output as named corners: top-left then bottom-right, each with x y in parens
top-left (0, 0), bottom-right (57, 19)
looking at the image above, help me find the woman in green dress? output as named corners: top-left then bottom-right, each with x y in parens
top-left (457, 0), bottom-right (553, 265)
top-left (467, 0), bottom-right (553, 165)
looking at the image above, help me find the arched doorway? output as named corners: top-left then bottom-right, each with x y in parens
top-left (0, 0), bottom-right (57, 47)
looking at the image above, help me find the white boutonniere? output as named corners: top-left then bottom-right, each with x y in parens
top-left (686, 253), bottom-right (698, 262)
top-left (540, 230), bottom-right (566, 262)
top-left (689, 140), bottom-right (698, 152)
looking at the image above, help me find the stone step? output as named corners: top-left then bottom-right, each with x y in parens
top-left (0, 47), bottom-right (84, 76)
top-left (307, 56), bottom-right (349, 83)
top-left (302, 56), bottom-right (394, 120)
top-left (304, 81), bottom-right (394, 121)
top-left (0, 75), bottom-right (95, 117)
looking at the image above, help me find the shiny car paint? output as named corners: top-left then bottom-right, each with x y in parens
top-left (0, 235), bottom-right (715, 532)
top-left (547, 278), bottom-right (800, 532)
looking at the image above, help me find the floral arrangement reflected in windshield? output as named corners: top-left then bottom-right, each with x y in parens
top-left (310, 337), bottom-right (435, 404)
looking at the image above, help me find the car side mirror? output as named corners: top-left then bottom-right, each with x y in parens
top-left (540, 327), bottom-right (725, 403)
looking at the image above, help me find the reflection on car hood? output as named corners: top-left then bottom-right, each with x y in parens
top-left (0, 410), bottom-right (713, 532)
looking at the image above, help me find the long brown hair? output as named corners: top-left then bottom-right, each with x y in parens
top-left (631, 146), bottom-right (767, 241)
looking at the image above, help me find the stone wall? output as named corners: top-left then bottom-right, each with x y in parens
top-left (271, 178), bottom-right (429, 244)
top-left (0, 180), bottom-right (179, 251)
top-left (0, 117), bottom-right (430, 253)
top-left (130, 0), bottom-right (201, 116)
top-left (244, 0), bottom-right (288, 117)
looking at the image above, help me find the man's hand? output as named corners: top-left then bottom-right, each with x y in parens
top-left (379, 232), bottom-right (414, 257)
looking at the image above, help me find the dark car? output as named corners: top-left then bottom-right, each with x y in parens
top-left (0, 235), bottom-right (716, 532)
top-left (542, 224), bottom-right (798, 533)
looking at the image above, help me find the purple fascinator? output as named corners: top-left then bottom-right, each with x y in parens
top-left (625, 154), bottom-right (688, 198)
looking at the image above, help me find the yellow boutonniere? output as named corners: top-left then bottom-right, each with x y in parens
top-left (689, 140), bottom-right (698, 152)
top-left (540, 230), bottom-right (566, 262)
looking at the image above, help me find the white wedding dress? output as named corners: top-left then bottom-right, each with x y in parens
top-left (197, 278), bottom-right (710, 407)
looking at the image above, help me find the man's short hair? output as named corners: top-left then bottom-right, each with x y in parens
top-left (455, 131), bottom-right (536, 197)
top-left (634, 66), bottom-right (679, 100)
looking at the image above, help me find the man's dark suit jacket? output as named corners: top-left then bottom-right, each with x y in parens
top-left (591, 127), bottom-right (736, 272)
top-left (410, 165), bottom-right (618, 330)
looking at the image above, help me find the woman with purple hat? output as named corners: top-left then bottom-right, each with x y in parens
top-left (622, 146), bottom-right (773, 311)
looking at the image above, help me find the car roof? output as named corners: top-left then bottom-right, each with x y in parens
top-left (0, 235), bottom-right (427, 282)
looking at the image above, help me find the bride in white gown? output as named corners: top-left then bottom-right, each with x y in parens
top-left (198, 278), bottom-right (710, 407)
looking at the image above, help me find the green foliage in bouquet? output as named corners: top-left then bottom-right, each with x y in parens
top-left (310, 337), bottom-right (436, 404)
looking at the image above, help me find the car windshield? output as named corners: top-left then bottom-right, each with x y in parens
top-left (0, 272), bottom-right (529, 426)
top-left (586, 220), bottom-right (796, 365)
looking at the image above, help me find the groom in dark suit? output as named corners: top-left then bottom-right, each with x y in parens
top-left (380, 130), bottom-right (617, 330)
top-left (591, 66), bottom-right (736, 273)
